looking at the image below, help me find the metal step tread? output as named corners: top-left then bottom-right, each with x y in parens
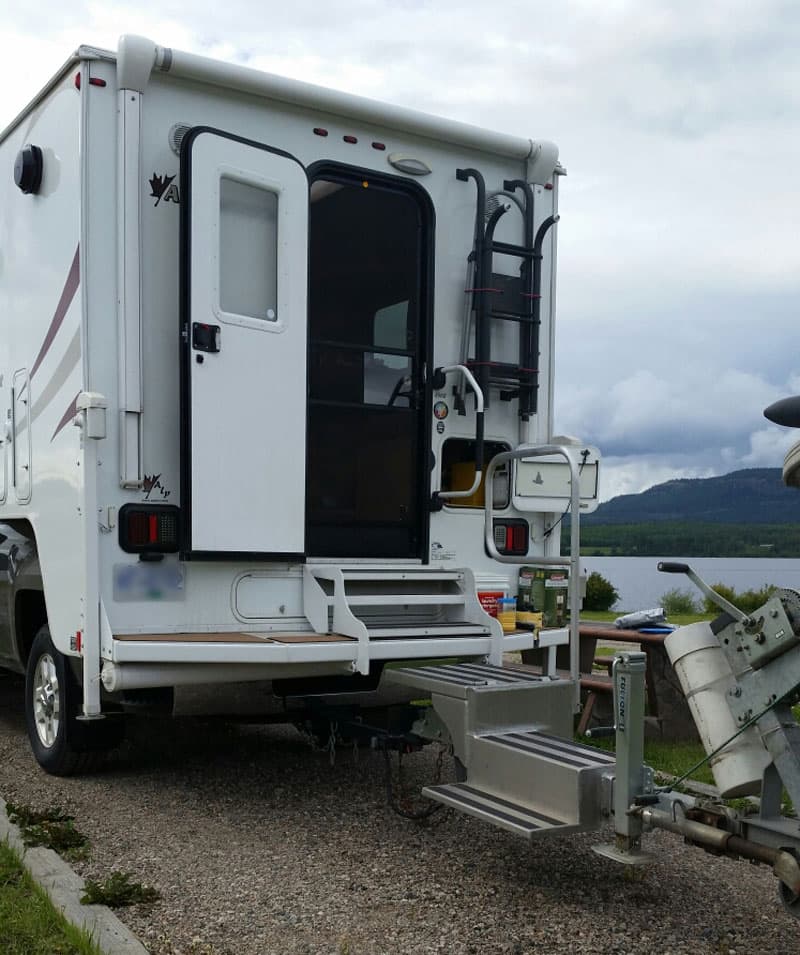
top-left (385, 661), bottom-right (548, 696)
top-left (347, 594), bottom-right (465, 606)
top-left (422, 782), bottom-right (578, 839)
top-left (308, 566), bottom-right (463, 581)
top-left (481, 730), bottom-right (616, 770)
top-left (367, 624), bottom-right (491, 639)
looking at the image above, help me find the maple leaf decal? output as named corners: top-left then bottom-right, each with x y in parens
top-left (149, 174), bottom-right (175, 206)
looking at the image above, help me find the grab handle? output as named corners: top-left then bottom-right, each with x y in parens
top-left (431, 365), bottom-right (484, 506)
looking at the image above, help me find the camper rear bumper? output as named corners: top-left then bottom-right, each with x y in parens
top-left (108, 631), bottom-right (533, 665)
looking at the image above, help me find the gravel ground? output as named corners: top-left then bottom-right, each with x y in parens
top-left (2, 668), bottom-right (799, 955)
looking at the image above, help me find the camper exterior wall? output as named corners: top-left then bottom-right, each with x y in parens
top-left (91, 65), bottom-right (558, 640)
top-left (0, 72), bottom-right (87, 667)
top-left (0, 43), bottom-right (561, 668)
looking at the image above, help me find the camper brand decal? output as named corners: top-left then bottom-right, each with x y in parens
top-left (431, 541), bottom-right (456, 562)
top-left (149, 173), bottom-right (180, 207)
top-left (143, 473), bottom-right (172, 501)
top-left (433, 401), bottom-right (448, 420)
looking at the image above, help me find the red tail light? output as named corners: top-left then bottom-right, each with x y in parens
top-left (492, 519), bottom-right (529, 556)
top-left (119, 505), bottom-right (180, 554)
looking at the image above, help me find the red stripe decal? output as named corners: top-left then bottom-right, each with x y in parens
top-left (51, 393), bottom-right (80, 442)
top-left (31, 245), bottom-right (80, 379)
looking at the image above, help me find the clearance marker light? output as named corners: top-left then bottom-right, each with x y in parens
top-left (74, 74), bottom-right (107, 89)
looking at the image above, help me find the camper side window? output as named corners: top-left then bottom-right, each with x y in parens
top-left (219, 176), bottom-right (278, 322)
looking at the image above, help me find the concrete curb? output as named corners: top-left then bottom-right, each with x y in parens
top-left (0, 797), bottom-right (149, 955)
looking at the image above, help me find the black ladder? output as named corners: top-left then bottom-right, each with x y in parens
top-left (457, 167), bottom-right (558, 419)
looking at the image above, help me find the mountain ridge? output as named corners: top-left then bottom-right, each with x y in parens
top-left (585, 467), bottom-right (800, 526)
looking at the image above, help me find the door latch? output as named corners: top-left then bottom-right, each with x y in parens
top-left (192, 323), bottom-right (221, 353)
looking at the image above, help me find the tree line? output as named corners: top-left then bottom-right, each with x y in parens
top-left (562, 521), bottom-right (800, 558)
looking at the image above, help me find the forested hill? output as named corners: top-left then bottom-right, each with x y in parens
top-left (563, 468), bottom-right (800, 557)
top-left (584, 468), bottom-right (800, 526)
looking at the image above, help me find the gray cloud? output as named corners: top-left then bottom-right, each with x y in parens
top-left (2, 0), bottom-right (799, 500)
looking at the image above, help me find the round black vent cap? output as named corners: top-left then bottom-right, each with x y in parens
top-left (14, 144), bottom-right (44, 195)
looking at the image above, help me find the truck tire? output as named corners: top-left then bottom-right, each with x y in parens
top-left (24, 625), bottom-right (124, 775)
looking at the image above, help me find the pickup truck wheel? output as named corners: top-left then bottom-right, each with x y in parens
top-left (24, 626), bottom-right (123, 775)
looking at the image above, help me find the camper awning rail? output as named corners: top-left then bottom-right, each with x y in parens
top-left (148, 40), bottom-right (538, 160)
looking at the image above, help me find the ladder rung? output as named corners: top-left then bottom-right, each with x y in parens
top-left (490, 240), bottom-right (537, 259)
top-left (469, 363), bottom-right (537, 379)
top-left (488, 311), bottom-right (539, 325)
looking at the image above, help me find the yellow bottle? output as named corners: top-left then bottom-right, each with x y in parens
top-left (496, 597), bottom-right (517, 634)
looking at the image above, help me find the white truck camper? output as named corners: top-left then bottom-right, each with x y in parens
top-left (4, 37), bottom-right (800, 916)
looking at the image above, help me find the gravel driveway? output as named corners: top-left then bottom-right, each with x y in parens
top-left (1, 667), bottom-right (798, 955)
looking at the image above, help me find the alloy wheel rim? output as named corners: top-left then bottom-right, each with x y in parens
top-left (33, 653), bottom-right (60, 748)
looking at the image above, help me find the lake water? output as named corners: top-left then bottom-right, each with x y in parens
top-left (580, 556), bottom-right (800, 612)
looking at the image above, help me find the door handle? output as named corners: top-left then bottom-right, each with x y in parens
top-left (192, 323), bottom-right (221, 353)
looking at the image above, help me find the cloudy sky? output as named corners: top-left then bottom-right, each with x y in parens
top-left (3, 0), bottom-right (799, 500)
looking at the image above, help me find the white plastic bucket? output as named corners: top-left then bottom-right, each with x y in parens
top-left (665, 622), bottom-right (772, 797)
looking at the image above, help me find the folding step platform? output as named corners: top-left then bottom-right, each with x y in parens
top-left (303, 565), bottom-right (506, 673)
top-left (387, 662), bottom-right (616, 839)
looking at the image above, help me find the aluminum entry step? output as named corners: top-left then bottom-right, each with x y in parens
top-left (386, 661), bottom-right (549, 698)
top-left (482, 730), bottom-right (617, 770)
top-left (422, 783), bottom-right (581, 840)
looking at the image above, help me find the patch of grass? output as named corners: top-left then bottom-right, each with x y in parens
top-left (0, 840), bottom-right (103, 955)
top-left (81, 870), bottom-right (160, 908)
top-left (582, 734), bottom-right (715, 786)
top-left (642, 739), bottom-right (715, 785)
top-left (5, 804), bottom-right (89, 862)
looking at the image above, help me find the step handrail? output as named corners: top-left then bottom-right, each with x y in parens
top-left (484, 444), bottom-right (582, 701)
top-left (431, 364), bottom-right (485, 503)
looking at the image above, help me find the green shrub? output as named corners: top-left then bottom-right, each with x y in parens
top-left (660, 588), bottom-right (698, 616)
top-left (702, 582), bottom-right (778, 615)
top-left (6, 803), bottom-right (89, 862)
top-left (584, 572), bottom-right (619, 612)
top-left (81, 871), bottom-right (160, 908)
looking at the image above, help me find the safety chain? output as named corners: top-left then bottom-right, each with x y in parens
top-left (327, 721), bottom-right (338, 767)
top-left (298, 718), bottom-right (359, 767)
top-left (383, 742), bottom-right (446, 820)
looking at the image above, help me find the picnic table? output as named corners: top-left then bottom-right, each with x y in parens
top-left (523, 624), bottom-right (698, 740)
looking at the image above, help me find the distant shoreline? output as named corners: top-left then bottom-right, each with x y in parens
top-left (563, 521), bottom-right (800, 558)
